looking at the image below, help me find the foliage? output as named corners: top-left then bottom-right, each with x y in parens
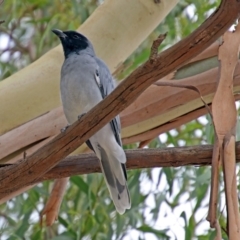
top-left (0, 0), bottom-right (231, 240)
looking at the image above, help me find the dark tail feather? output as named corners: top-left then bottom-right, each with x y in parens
top-left (99, 146), bottom-right (131, 214)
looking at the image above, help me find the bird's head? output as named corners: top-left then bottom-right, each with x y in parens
top-left (52, 29), bottom-right (95, 58)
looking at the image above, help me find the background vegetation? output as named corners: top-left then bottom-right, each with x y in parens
top-left (1, 0), bottom-right (234, 239)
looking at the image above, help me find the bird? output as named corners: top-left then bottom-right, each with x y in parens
top-left (52, 29), bottom-right (131, 214)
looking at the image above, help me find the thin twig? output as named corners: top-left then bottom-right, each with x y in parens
top-left (149, 33), bottom-right (167, 64)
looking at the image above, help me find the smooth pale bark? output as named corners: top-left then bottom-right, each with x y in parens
top-left (0, 0), bottom-right (179, 135)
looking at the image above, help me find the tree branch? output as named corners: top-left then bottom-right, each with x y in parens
top-left (0, 0), bottom-right (239, 198)
top-left (1, 142), bottom-right (240, 188)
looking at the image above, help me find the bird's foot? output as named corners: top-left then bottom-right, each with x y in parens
top-left (78, 113), bottom-right (86, 120)
top-left (61, 124), bottom-right (70, 133)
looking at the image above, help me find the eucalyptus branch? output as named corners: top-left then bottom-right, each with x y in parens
top-left (1, 142), bottom-right (240, 186)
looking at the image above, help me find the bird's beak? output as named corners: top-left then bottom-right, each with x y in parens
top-left (52, 29), bottom-right (67, 38)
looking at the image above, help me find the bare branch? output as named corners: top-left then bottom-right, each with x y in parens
top-left (154, 81), bottom-right (213, 119)
top-left (1, 142), bottom-right (240, 188)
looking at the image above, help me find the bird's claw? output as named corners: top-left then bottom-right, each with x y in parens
top-left (78, 113), bottom-right (86, 120)
top-left (61, 114), bottom-right (85, 133)
top-left (61, 124), bottom-right (70, 133)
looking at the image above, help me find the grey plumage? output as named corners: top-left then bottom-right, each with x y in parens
top-left (52, 29), bottom-right (131, 214)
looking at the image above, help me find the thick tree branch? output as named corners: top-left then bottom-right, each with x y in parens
top-left (0, 0), bottom-right (239, 198)
top-left (1, 142), bottom-right (240, 188)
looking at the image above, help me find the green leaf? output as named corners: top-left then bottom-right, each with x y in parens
top-left (15, 209), bottom-right (32, 236)
top-left (71, 176), bottom-right (87, 193)
top-left (137, 225), bottom-right (168, 237)
top-left (51, 236), bottom-right (74, 240)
